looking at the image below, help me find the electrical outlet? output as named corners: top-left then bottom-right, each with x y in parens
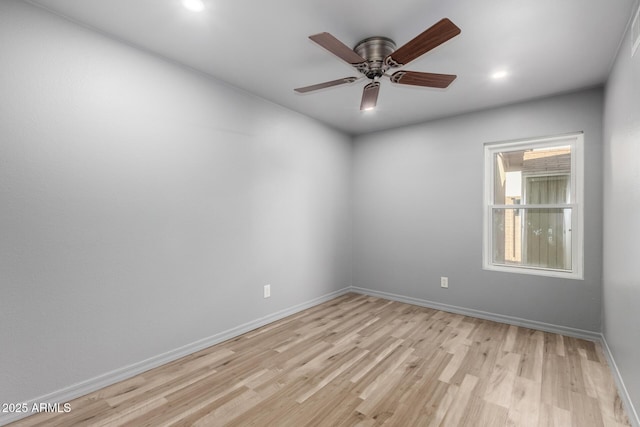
top-left (264, 284), bottom-right (271, 298)
top-left (440, 277), bottom-right (449, 288)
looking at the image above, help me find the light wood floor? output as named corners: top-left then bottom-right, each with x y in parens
top-left (10, 293), bottom-right (630, 426)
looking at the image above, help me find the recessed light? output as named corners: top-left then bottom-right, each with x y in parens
top-left (491, 70), bottom-right (509, 80)
top-left (182, 0), bottom-right (205, 12)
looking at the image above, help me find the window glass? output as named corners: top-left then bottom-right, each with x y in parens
top-left (492, 208), bottom-right (572, 270)
top-left (484, 135), bottom-right (583, 279)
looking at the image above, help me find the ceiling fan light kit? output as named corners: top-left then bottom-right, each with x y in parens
top-left (295, 18), bottom-right (461, 111)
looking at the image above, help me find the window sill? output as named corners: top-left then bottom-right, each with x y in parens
top-left (483, 263), bottom-right (584, 280)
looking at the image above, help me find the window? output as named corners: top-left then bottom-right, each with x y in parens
top-left (483, 133), bottom-right (584, 279)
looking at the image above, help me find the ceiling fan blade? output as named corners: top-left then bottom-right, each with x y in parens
top-left (309, 32), bottom-right (367, 65)
top-left (385, 18), bottom-right (461, 67)
top-left (360, 82), bottom-right (380, 111)
top-left (390, 71), bottom-right (457, 88)
top-left (294, 77), bottom-right (359, 93)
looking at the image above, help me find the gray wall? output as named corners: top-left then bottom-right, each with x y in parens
top-left (603, 0), bottom-right (640, 418)
top-left (0, 0), bottom-right (351, 406)
top-left (352, 89), bottom-right (604, 332)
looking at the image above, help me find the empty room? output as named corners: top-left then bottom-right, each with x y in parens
top-left (1, 0), bottom-right (639, 425)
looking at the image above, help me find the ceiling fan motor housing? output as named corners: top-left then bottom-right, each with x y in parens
top-left (294, 19), bottom-right (461, 110)
top-left (354, 37), bottom-right (396, 79)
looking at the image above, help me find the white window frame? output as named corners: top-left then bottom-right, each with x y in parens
top-left (482, 132), bottom-right (584, 280)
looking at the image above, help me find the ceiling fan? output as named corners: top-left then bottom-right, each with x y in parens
top-left (294, 18), bottom-right (461, 111)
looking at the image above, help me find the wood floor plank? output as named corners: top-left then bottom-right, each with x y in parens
top-left (8, 293), bottom-right (631, 427)
top-left (485, 352), bottom-right (521, 408)
top-left (295, 347), bottom-right (368, 403)
top-left (538, 403), bottom-right (572, 427)
top-left (438, 340), bottom-right (470, 384)
top-left (476, 399), bottom-right (509, 426)
top-left (440, 374), bottom-right (480, 426)
top-left (541, 353), bottom-right (572, 411)
top-left (507, 376), bottom-right (542, 427)
top-left (503, 324), bottom-right (519, 353)
top-left (517, 330), bottom-right (544, 382)
top-left (354, 351), bottom-right (417, 417)
top-left (350, 337), bottom-right (404, 383)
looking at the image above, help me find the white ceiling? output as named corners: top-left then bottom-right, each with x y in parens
top-left (27, 0), bottom-right (635, 135)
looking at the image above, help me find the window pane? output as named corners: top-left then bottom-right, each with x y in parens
top-left (492, 208), bottom-right (572, 270)
top-left (525, 175), bottom-right (569, 204)
top-left (494, 145), bottom-right (572, 204)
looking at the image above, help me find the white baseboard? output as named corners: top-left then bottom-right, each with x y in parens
top-left (0, 287), bottom-right (351, 426)
top-left (5, 286), bottom-right (637, 427)
top-left (350, 286), bottom-right (639, 426)
top-left (350, 286), bottom-right (601, 341)
top-left (599, 335), bottom-right (640, 427)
